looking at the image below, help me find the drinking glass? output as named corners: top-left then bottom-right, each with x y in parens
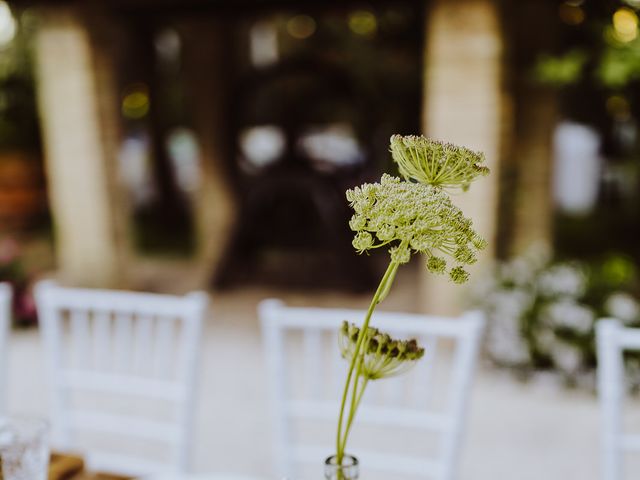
top-left (0, 417), bottom-right (49, 480)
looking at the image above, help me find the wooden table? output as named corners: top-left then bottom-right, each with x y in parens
top-left (49, 453), bottom-right (131, 480)
top-left (49, 454), bottom-right (265, 480)
top-left (69, 474), bottom-right (130, 480)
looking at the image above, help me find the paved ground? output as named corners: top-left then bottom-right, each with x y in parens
top-left (5, 267), bottom-right (609, 480)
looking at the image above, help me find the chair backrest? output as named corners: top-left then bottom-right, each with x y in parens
top-left (597, 319), bottom-right (640, 480)
top-left (259, 299), bottom-right (485, 480)
top-left (0, 282), bottom-right (11, 415)
top-left (35, 280), bottom-right (208, 477)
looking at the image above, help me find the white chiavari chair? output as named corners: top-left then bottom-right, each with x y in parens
top-left (597, 319), bottom-right (640, 480)
top-left (35, 280), bottom-right (208, 477)
top-left (0, 282), bottom-right (11, 415)
top-left (259, 299), bottom-right (485, 480)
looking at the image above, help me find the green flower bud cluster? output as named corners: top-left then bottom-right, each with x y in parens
top-left (390, 134), bottom-right (489, 191)
top-left (346, 174), bottom-right (486, 283)
top-left (339, 321), bottom-right (424, 380)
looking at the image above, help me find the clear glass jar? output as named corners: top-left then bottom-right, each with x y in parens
top-left (324, 454), bottom-right (359, 480)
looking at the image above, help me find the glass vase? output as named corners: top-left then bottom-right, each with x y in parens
top-left (324, 454), bottom-right (359, 480)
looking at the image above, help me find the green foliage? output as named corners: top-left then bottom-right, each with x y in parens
top-left (534, 49), bottom-right (588, 87)
top-left (0, 14), bottom-right (39, 151)
top-left (597, 33), bottom-right (640, 87)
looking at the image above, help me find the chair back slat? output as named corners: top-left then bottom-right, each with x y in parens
top-left (440, 311), bottom-right (484, 480)
top-left (330, 331), bottom-right (345, 396)
top-left (35, 281), bottom-right (207, 476)
top-left (153, 317), bottom-right (176, 377)
top-left (113, 313), bottom-right (133, 373)
top-left (259, 299), bottom-right (484, 480)
top-left (92, 311), bottom-right (111, 370)
top-left (132, 314), bottom-right (153, 375)
top-left (302, 330), bottom-right (323, 398)
top-left (0, 283), bottom-right (11, 415)
top-left (70, 310), bottom-right (90, 368)
top-left (411, 336), bottom-right (439, 409)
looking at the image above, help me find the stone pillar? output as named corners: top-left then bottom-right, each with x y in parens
top-left (33, 8), bottom-right (129, 287)
top-left (421, 0), bottom-right (505, 314)
top-left (181, 20), bottom-right (237, 282)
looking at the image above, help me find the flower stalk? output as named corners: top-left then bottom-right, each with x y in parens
top-left (335, 260), bottom-right (398, 463)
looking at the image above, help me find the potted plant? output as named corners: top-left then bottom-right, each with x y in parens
top-left (0, 235), bottom-right (36, 325)
top-left (476, 248), bottom-right (640, 385)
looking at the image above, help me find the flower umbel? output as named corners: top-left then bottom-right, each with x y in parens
top-left (390, 134), bottom-right (489, 190)
top-left (346, 174), bottom-right (486, 283)
top-left (339, 321), bottom-right (425, 380)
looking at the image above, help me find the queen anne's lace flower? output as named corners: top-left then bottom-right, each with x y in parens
top-left (339, 321), bottom-right (424, 380)
top-left (335, 135), bottom-right (490, 463)
top-left (390, 134), bottom-right (489, 190)
top-left (346, 174), bottom-right (485, 283)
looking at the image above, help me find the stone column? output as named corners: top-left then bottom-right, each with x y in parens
top-left (421, 0), bottom-right (505, 314)
top-left (180, 20), bottom-right (237, 282)
top-left (33, 8), bottom-right (129, 287)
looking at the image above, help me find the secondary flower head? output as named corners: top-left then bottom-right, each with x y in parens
top-left (339, 321), bottom-right (424, 380)
top-left (390, 134), bottom-right (489, 191)
top-left (346, 174), bottom-right (486, 283)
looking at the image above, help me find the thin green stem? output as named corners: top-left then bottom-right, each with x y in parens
top-left (335, 261), bottom-right (399, 463)
top-left (343, 353), bottom-right (364, 450)
top-left (377, 259), bottom-right (399, 303)
top-left (340, 375), bottom-right (369, 453)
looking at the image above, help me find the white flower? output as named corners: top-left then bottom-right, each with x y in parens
top-left (544, 299), bottom-right (594, 334)
top-left (489, 289), bottom-right (533, 319)
top-left (486, 321), bottom-right (530, 364)
top-left (471, 274), bottom-right (498, 300)
top-left (521, 243), bottom-right (552, 270)
top-left (486, 300), bottom-right (531, 364)
top-left (500, 258), bottom-right (536, 287)
top-left (605, 292), bottom-right (640, 324)
top-left (537, 264), bottom-right (587, 298)
top-left (550, 343), bottom-right (582, 374)
top-left (347, 174), bottom-right (486, 282)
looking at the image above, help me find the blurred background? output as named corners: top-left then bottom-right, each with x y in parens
top-left (2, 0), bottom-right (640, 478)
